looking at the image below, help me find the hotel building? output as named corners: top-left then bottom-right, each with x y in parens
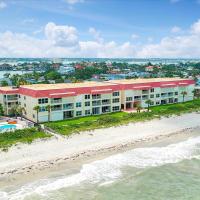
top-left (0, 78), bottom-right (195, 123)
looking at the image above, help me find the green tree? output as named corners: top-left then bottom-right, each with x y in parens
top-left (33, 105), bottom-right (40, 124)
top-left (1, 80), bottom-right (8, 86)
top-left (0, 103), bottom-right (4, 116)
top-left (181, 91), bottom-right (187, 102)
top-left (145, 99), bottom-right (153, 112)
top-left (17, 106), bottom-right (25, 119)
top-left (10, 105), bottom-right (18, 118)
top-left (136, 103), bottom-right (142, 113)
top-left (45, 105), bottom-right (51, 122)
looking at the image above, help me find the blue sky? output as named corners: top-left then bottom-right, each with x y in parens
top-left (0, 0), bottom-right (200, 58)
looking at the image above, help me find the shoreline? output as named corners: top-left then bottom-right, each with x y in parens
top-left (1, 112), bottom-right (200, 185)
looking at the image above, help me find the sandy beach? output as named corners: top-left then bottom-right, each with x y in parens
top-left (0, 112), bottom-right (200, 180)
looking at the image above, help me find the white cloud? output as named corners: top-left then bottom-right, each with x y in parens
top-left (191, 19), bottom-right (200, 34)
top-left (137, 19), bottom-right (200, 58)
top-left (65, 0), bottom-right (84, 4)
top-left (22, 18), bottom-right (35, 25)
top-left (0, 22), bottom-right (135, 58)
top-left (2, 19), bottom-right (200, 58)
top-left (171, 26), bottom-right (181, 33)
top-left (131, 34), bottom-right (139, 39)
top-left (147, 37), bottom-right (153, 43)
top-left (0, 1), bottom-right (6, 9)
top-left (44, 22), bottom-right (79, 47)
top-left (89, 27), bottom-right (104, 43)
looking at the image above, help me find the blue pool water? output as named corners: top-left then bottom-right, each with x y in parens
top-left (0, 124), bottom-right (16, 130)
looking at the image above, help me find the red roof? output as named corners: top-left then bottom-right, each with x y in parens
top-left (0, 79), bottom-right (195, 98)
top-left (75, 64), bottom-right (84, 70)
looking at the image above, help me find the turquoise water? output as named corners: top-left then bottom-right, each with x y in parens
top-left (0, 124), bottom-right (16, 131)
top-left (1, 134), bottom-right (200, 200)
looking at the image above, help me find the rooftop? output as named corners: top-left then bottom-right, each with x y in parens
top-left (107, 78), bottom-right (190, 84)
top-left (20, 81), bottom-right (117, 90)
top-left (0, 86), bottom-right (19, 92)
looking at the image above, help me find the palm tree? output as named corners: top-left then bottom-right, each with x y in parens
top-left (181, 91), bottom-right (187, 102)
top-left (192, 90), bottom-right (200, 99)
top-left (145, 99), bottom-right (153, 112)
top-left (33, 105), bottom-right (40, 124)
top-left (17, 106), bottom-right (25, 119)
top-left (136, 103), bottom-right (142, 113)
top-left (10, 105), bottom-right (18, 118)
top-left (45, 105), bottom-right (51, 122)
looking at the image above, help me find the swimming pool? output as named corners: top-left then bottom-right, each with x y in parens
top-left (0, 124), bottom-right (16, 131)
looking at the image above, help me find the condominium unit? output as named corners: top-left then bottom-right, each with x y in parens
top-left (0, 78), bottom-right (195, 123)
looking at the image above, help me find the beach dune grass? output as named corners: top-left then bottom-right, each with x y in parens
top-left (45, 99), bottom-right (200, 136)
top-left (0, 128), bottom-right (51, 150)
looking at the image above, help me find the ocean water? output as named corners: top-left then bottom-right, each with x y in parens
top-left (1, 134), bottom-right (200, 200)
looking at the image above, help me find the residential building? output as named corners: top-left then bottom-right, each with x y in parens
top-left (0, 78), bottom-right (195, 123)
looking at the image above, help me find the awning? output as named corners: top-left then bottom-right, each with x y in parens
top-left (132, 85), bottom-right (152, 90)
top-left (91, 88), bottom-right (113, 94)
top-left (48, 92), bottom-right (76, 98)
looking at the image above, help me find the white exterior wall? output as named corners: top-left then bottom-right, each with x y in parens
top-left (0, 83), bottom-right (194, 123)
top-left (122, 84), bottom-right (195, 109)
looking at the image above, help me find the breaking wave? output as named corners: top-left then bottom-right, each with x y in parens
top-left (1, 136), bottom-right (200, 200)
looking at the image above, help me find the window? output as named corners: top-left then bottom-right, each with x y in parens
top-left (156, 94), bottom-right (160, 98)
top-left (38, 98), bottom-right (48, 104)
top-left (92, 107), bottom-right (100, 115)
top-left (51, 98), bottom-right (62, 103)
top-left (156, 101), bottom-right (160, 105)
top-left (92, 100), bottom-right (101, 106)
top-left (112, 106), bottom-right (120, 111)
top-left (134, 96), bottom-right (141, 100)
top-left (24, 103), bottom-right (26, 107)
top-left (85, 101), bottom-right (90, 106)
top-left (85, 94), bottom-right (90, 99)
top-left (126, 97), bottom-right (132, 101)
top-left (150, 88), bottom-right (154, 93)
top-left (76, 102), bottom-right (82, 108)
top-left (33, 114), bottom-right (35, 118)
top-left (63, 103), bottom-right (73, 110)
top-left (112, 98), bottom-right (120, 103)
top-left (142, 95), bottom-right (148, 100)
top-left (76, 111), bottom-right (82, 116)
top-left (51, 105), bottom-right (62, 111)
top-left (39, 106), bottom-right (46, 112)
top-left (92, 94), bottom-right (101, 99)
top-left (24, 96), bottom-right (26, 100)
top-left (150, 101), bottom-right (154, 106)
top-left (175, 92), bottom-right (178, 95)
top-left (150, 94), bottom-right (154, 98)
top-left (102, 99), bottom-right (110, 105)
top-left (142, 90), bottom-right (148, 94)
top-left (85, 110), bottom-right (90, 115)
top-left (113, 91), bottom-right (119, 96)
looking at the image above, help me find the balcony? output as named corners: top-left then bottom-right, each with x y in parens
top-left (92, 100), bottom-right (101, 106)
top-left (51, 98), bottom-right (62, 104)
top-left (102, 99), bottom-right (111, 105)
top-left (63, 104), bottom-right (74, 110)
top-left (51, 105), bottom-right (62, 111)
top-left (142, 90), bottom-right (149, 95)
top-left (142, 95), bottom-right (148, 100)
top-left (7, 97), bottom-right (18, 101)
top-left (92, 94), bottom-right (101, 100)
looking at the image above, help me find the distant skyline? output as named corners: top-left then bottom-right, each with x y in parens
top-left (0, 0), bottom-right (200, 58)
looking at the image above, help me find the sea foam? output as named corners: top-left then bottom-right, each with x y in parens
top-left (1, 136), bottom-right (200, 200)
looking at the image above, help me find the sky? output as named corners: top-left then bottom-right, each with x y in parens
top-left (0, 0), bottom-right (200, 58)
